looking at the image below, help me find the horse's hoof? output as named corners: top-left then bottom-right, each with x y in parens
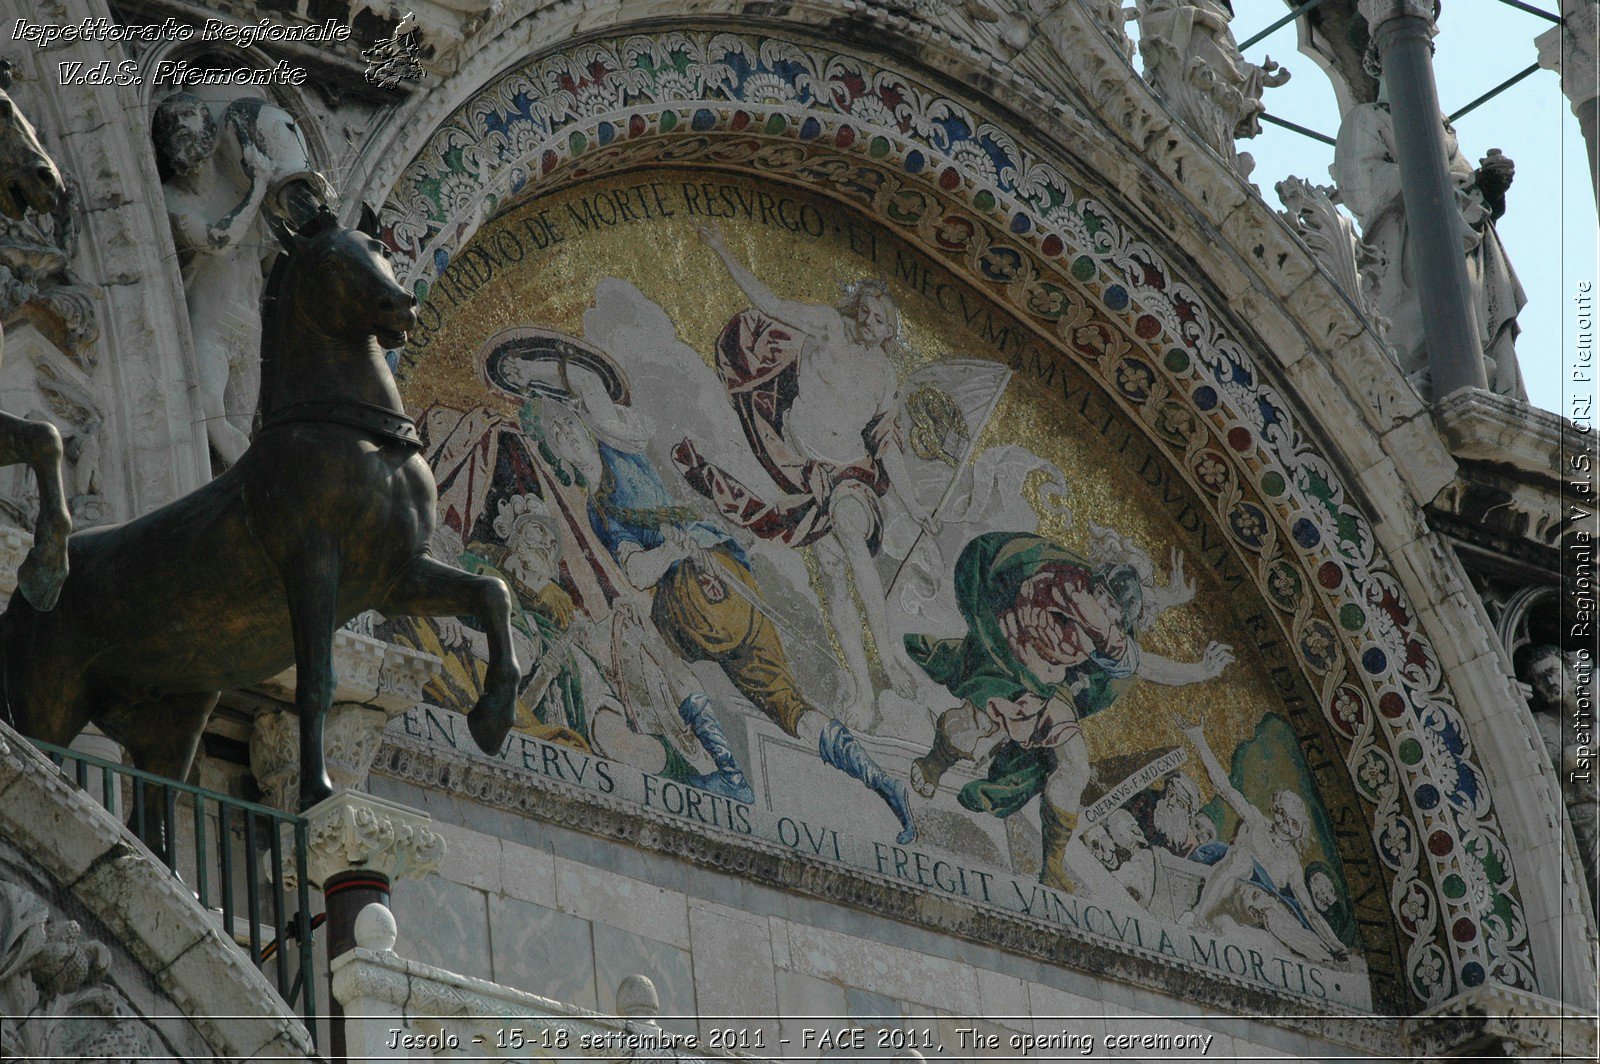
top-left (300, 776), bottom-right (334, 811)
top-left (15, 550), bottom-right (66, 611)
top-left (467, 696), bottom-right (514, 755)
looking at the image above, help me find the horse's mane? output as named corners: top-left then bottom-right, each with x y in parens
top-left (256, 247), bottom-right (295, 422)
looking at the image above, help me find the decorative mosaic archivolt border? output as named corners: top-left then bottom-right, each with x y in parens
top-left (376, 30), bottom-right (1535, 1003)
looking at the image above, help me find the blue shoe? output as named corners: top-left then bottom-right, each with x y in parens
top-left (818, 718), bottom-right (917, 845)
top-left (680, 695), bottom-right (755, 804)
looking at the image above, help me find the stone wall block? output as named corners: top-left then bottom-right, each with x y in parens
top-left (1026, 981), bottom-right (1107, 1042)
top-left (1227, 286), bottom-right (1311, 367)
top-left (500, 836), bottom-right (558, 904)
top-left (1348, 456), bottom-right (1431, 548)
top-left (0, 738), bottom-right (124, 885)
top-left (554, 856), bottom-right (690, 948)
top-left (781, 923), bottom-right (980, 1015)
top-left (1219, 202), bottom-right (1319, 300)
top-left (69, 847), bottom-right (211, 977)
top-left (1378, 413), bottom-right (1458, 507)
top-left (1413, 596), bottom-right (1503, 675)
top-left (433, 819), bottom-right (505, 893)
top-left (975, 967), bottom-right (1030, 1032)
top-left (689, 900), bottom-right (779, 1046)
top-left (1280, 354), bottom-right (1392, 477)
top-left (163, 929), bottom-right (314, 1060)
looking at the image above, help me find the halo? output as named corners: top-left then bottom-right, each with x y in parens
top-left (479, 326), bottom-right (631, 405)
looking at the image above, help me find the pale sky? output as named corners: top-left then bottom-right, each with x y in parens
top-left (1140, 0), bottom-right (1597, 415)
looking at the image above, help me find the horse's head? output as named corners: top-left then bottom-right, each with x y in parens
top-left (277, 204), bottom-right (417, 349)
top-left (0, 61), bottom-right (65, 221)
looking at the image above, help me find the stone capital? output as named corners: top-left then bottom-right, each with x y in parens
top-left (257, 629), bottom-right (442, 714)
top-left (1357, 0), bottom-right (1438, 34)
top-left (250, 634), bottom-right (443, 810)
top-left (301, 789), bottom-right (445, 890)
top-left (1536, 11), bottom-right (1600, 108)
top-left (1404, 984), bottom-right (1599, 1059)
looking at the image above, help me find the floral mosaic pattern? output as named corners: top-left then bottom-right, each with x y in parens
top-left (379, 30), bottom-right (1536, 1002)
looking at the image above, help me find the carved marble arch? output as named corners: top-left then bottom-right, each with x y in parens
top-left (371, 28), bottom-right (1537, 1008)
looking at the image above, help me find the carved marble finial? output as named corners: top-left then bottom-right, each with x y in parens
top-left (353, 902), bottom-right (399, 952)
top-left (615, 974), bottom-right (660, 1019)
top-left (1275, 176), bottom-right (1391, 344)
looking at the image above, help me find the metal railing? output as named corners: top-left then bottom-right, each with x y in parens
top-left (32, 739), bottom-right (319, 1046)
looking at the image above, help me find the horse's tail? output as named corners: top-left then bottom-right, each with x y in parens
top-left (0, 587), bottom-right (40, 734)
top-left (0, 594), bottom-right (15, 732)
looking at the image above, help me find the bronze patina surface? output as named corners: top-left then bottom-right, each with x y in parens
top-left (2, 206), bottom-right (520, 830)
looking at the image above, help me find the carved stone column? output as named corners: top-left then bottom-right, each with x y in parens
top-left (1357, 0), bottom-right (1488, 398)
top-left (1535, 0), bottom-right (1599, 210)
top-left (301, 788), bottom-right (445, 1063)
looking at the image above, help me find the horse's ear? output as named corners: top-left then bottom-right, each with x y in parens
top-left (296, 205), bottom-right (338, 239)
top-left (357, 202), bottom-right (380, 237)
top-left (267, 216), bottom-right (303, 255)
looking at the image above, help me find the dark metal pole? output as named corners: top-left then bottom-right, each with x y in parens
top-left (1360, 0), bottom-right (1489, 398)
top-left (322, 870), bottom-right (392, 1064)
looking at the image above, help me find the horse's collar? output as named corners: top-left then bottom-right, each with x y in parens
top-left (258, 399), bottom-right (423, 450)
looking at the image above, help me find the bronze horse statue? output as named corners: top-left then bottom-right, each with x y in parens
top-left (0, 59), bottom-right (72, 611)
top-left (2, 205), bottom-right (520, 819)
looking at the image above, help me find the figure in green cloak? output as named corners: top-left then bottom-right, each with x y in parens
top-left (906, 530), bottom-right (1233, 891)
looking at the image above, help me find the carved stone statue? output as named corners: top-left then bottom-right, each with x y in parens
top-left (1133, 0), bottom-right (1289, 178)
top-left (0, 59), bottom-right (71, 610)
top-left (1, 205), bottom-right (520, 844)
top-left (1331, 74), bottom-right (1527, 399)
top-left (1521, 645), bottom-right (1599, 893)
top-left (154, 93), bottom-right (281, 468)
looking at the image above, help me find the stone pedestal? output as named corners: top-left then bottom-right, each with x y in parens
top-left (301, 788), bottom-right (445, 1062)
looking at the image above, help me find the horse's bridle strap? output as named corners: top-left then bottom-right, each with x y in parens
top-left (258, 399), bottom-right (423, 450)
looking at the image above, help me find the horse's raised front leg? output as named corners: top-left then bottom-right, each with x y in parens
top-left (0, 411), bottom-right (71, 610)
top-left (381, 555), bottom-right (519, 754)
top-left (284, 544), bottom-right (339, 811)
